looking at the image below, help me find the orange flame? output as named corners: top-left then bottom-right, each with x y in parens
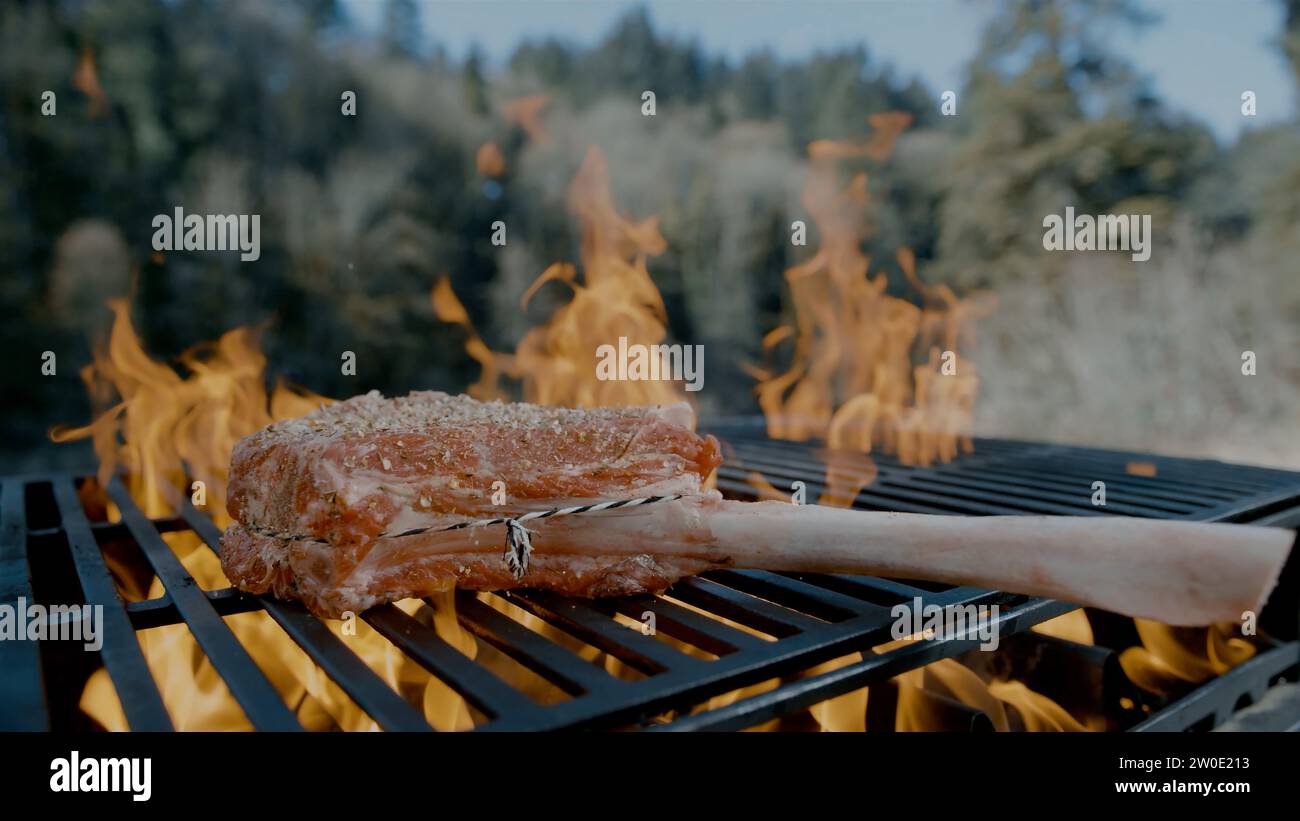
top-left (1032, 609), bottom-right (1095, 645)
top-left (893, 657), bottom-right (1091, 732)
top-left (51, 299), bottom-right (327, 518)
top-left (987, 680), bottom-right (1090, 732)
top-left (877, 608), bottom-right (1103, 732)
top-left (895, 658), bottom-right (1011, 731)
top-left (1119, 621), bottom-right (1255, 697)
top-left (476, 141), bottom-right (506, 178)
top-left (1125, 461), bottom-right (1158, 477)
top-left (73, 46), bottom-right (107, 117)
top-left (752, 114), bottom-right (990, 469)
top-left (437, 145), bottom-right (685, 409)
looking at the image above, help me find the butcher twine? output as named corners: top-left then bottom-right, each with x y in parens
top-left (243, 494), bottom-right (686, 580)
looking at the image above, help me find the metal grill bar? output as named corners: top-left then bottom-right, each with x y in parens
top-left (363, 603), bottom-right (541, 721)
top-left (1129, 643), bottom-right (1298, 731)
top-left (607, 594), bottom-right (767, 654)
top-left (726, 442), bottom-right (1217, 516)
top-left (0, 480), bottom-right (48, 731)
top-left (51, 479), bottom-right (171, 730)
top-left (648, 597), bottom-right (1076, 732)
top-left (893, 474), bottom-right (1195, 516)
top-left (126, 587), bottom-right (264, 629)
top-left (932, 466), bottom-right (1223, 508)
top-left (177, 497), bottom-right (434, 731)
top-left (718, 434), bottom-right (1300, 522)
top-left (969, 460), bottom-right (1252, 500)
top-left (452, 592), bottom-right (617, 694)
top-left (725, 431), bottom-right (1293, 494)
top-left (669, 576), bottom-right (823, 636)
top-left (506, 591), bottom-right (706, 675)
top-left (705, 569), bottom-right (884, 621)
top-left (482, 583), bottom-right (1028, 731)
top-left (104, 478), bottom-right (302, 731)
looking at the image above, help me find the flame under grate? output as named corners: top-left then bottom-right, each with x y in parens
top-left (3, 434), bottom-right (1299, 732)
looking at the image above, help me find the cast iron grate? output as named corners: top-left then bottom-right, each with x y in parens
top-left (3, 432), bottom-right (1298, 732)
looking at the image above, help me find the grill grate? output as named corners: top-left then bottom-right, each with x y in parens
top-left (4, 433), bottom-right (1299, 732)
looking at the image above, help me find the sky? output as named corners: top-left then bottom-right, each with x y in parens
top-left (344, 0), bottom-right (1296, 142)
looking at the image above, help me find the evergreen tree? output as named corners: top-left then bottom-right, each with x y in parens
top-left (933, 0), bottom-right (1213, 287)
top-left (381, 0), bottom-right (422, 58)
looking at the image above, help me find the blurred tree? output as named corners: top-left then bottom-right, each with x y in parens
top-left (1283, 0), bottom-right (1300, 85)
top-left (381, 0), bottom-right (422, 58)
top-left (733, 50), bottom-right (779, 120)
top-left (463, 45), bottom-right (491, 117)
top-left (291, 0), bottom-right (347, 30)
top-left (932, 0), bottom-right (1214, 287)
top-left (1194, 1), bottom-right (1300, 252)
top-left (508, 36), bottom-right (575, 88)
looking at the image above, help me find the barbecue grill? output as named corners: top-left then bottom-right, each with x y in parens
top-left (4, 431), bottom-right (1298, 732)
